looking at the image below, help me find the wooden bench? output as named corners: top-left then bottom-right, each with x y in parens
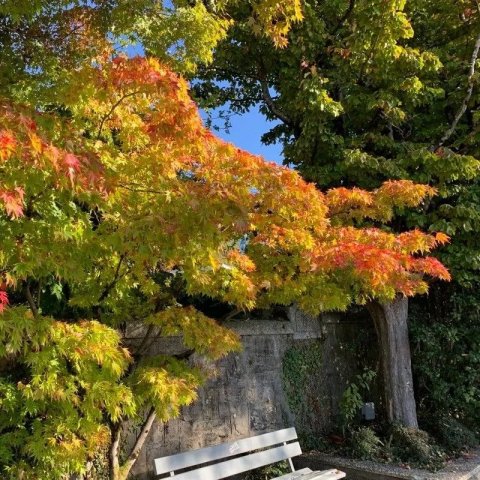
top-left (154, 427), bottom-right (346, 479)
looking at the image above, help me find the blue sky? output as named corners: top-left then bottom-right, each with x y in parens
top-left (201, 107), bottom-right (284, 164)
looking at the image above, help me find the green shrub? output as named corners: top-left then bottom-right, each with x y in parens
top-left (350, 427), bottom-right (382, 460)
top-left (339, 369), bottom-right (376, 433)
top-left (410, 285), bottom-right (480, 430)
top-left (389, 424), bottom-right (445, 469)
top-left (422, 416), bottom-right (478, 453)
top-left (298, 432), bottom-right (329, 451)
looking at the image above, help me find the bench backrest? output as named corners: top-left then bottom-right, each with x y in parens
top-left (154, 427), bottom-right (301, 479)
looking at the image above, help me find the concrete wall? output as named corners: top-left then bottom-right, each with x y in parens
top-left (128, 308), bottom-right (376, 479)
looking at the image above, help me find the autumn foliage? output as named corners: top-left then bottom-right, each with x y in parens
top-left (0, 56), bottom-right (450, 479)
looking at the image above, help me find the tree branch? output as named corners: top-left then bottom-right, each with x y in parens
top-left (96, 90), bottom-right (141, 139)
top-left (332, 0), bottom-right (355, 34)
top-left (120, 408), bottom-right (157, 479)
top-left (117, 183), bottom-right (166, 195)
top-left (220, 307), bottom-right (242, 322)
top-left (24, 282), bottom-right (39, 317)
top-left (134, 324), bottom-right (157, 357)
top-left (259, 79), bottom-right (294, 127)
top-left (432, 32), bottom-right (480, 151)
top-left (98, 254), bottom-right (126, 303)
top-left (109, 422), bottom-right (122, 480)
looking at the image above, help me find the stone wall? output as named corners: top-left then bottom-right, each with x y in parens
top-left (128, 308), bottom-right (376, 479)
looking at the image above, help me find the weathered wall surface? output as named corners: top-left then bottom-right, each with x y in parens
top-left (128, 308), bottom-right (376, 479)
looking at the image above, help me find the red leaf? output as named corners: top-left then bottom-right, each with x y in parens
top-left (0, 290), bottom-right (8, 313)
top-left (64, 153), bottom-right (81, 183)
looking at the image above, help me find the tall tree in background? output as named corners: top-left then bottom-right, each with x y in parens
top-left (193, 0), bottom-right (480, 428)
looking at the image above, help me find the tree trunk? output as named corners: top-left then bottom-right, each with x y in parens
top-left (109, 422), bottom-right (122, 480)
top-left (108, 409), bottom-right (157, 480)
top-left (366, 296), bottom-right (418, 428)
top-left (118, 408), bottom-right (157, 480)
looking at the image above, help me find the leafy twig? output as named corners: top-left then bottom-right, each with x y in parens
top-left (332, 0), bottom-right (355, 34)
top-left (98, 254), bottom-right (126, 303)
top-left (96, 90), bottom-right (141, 139)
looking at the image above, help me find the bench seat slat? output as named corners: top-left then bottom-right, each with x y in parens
top-left (273, 467), bottom-right (312, 479)
top-left (290, 470), bottom-right (346, 480)
top-left (159, 441), bottom-right (302, 480)
top-left (154, 427), bottom-right (298, 475)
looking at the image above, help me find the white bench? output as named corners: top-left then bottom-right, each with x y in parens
top-left (153, 427), bottom-right (346, 480)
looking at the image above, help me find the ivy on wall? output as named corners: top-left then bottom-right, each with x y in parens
top-left (282, 316), bottom-right (381, 444)
top-left (282, 341), bottom-right (329, 449)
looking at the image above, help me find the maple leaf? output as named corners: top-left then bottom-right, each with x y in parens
top-left (434, 232), bottom-right (450, 245)
top-left (378, 180), bottom-right (436, 205)
top-left (63, 153), bottom-right (81, 183)
top-left (395, 229), bottom-right (436, 253)
top-left (411, 257), bottom-right (451, 281)
top-left (0, 56), bottom-right (454, 480)
top-left (0, 290), bottom-right (8, 313)
top-left (0, 129), bottom-right (16, 161)
top-left (28, 132), bottom-right (43, 155)
top-left (0, 187), bottom-right (25, 218)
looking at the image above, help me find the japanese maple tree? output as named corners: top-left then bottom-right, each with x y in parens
top-left (0, 53), bottom-right (451, 479)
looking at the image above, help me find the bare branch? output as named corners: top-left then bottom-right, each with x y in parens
top-left (220, 307), bottom-right (242, 322)
top-left (259, 79), bottom-right (294, 127)
top-left (433, 32), bottom-right (480, 150)
top-left (134, 324), bottom-right (157, 356)
top-left (117, 183), bottom-right (166, 195)
top-left (109, 422), bottom-right (122, 480)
